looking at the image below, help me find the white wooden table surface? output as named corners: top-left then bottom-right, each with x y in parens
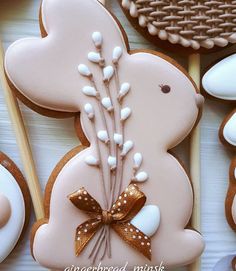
top-left (0, 0), bottom-right (236, 270)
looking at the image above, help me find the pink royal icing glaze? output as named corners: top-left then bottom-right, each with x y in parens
top-left (5, 0), bottom-right (205, 269)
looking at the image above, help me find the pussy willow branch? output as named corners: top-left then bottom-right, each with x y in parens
top-left (89, 227), bottom-right (106, 263)
top-left (97, 49), bottom-right (118, 210)
top-left (96, 47), bottom-right (120, 260)
top-left (91, 79), bottom-right (112, 196)
top-left (104, 83), bottom-right (117, 157)
top-left (88, 44), bottom-right (116, 261)
top-left (112, 64), bottom-right (125, 202)
top-left (86, 78), bottom-right (111, 261)
top-left (91, 121), bottom-right (108, 208)
top-left (92, 70), bottom-right (120, 261)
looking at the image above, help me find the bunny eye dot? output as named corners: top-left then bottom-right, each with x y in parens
top-left (160, 85), bottom-right (171, 94)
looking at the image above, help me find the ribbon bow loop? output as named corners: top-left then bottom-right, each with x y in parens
top-left (69, 187), bottom-right (102, 215)
top-left (110, 184), bottom-right (146, 222)
top-left (68, 184), bottom-right (151, 260)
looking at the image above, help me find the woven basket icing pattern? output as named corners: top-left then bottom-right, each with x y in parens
top-left (121, 0), bottom-right (236, 50)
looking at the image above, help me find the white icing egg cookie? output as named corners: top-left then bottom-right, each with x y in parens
top-left (0, 152), bottom-right (30, 263)
top-left (202, 54), bottom-right (236, 101)
top-left (225, 158), bottom-right (236, 232)
top-left (219, 109), bottom-right (236, 149)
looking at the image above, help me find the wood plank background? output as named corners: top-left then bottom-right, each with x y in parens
top-left (0, 0), bottom-right (236, 270)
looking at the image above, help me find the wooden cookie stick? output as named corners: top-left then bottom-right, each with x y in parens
top-left (189, 53), bottom-right (201, 271)
top-left (0, 41), bottom-right (44, 220)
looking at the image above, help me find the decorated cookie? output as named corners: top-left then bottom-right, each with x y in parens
top-left (212, 254), bottom-right (236, 271)
top-left (5, 0), bottom-right (204, 269)
top-left (233, 256), bottom-right (236, 271)
top-left (219, 109), bottom-right (236, 150)
top-left (202, 54), bottom-right (236, 101)
top-left (0, 152), bottom-right (30, 263)
top-left (225, 158), bottom-right (236, 232)
top-left (119, 1), bottom-right (236, 53)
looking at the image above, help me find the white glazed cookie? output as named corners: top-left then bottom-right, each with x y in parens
top-left (219, 109), bottom-right (236, 150)
top-left (202, 54), bottom-right (236, 101)
top-left (5, 0), bottom-right (204, 269)
top-left (0, 152), bottom-right (30, 263)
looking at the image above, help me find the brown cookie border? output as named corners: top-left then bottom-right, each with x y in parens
top-left (225, 158), bottom-right (236, 232)
top-left (219, 109), bottom-right (236, 150)
top-left (0, 151), bottom-right (31, 257)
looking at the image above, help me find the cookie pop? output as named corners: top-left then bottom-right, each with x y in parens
top-left (0, 38), bottom-right (44, 219)
top-left (4, 0), bottom-right (204, 269)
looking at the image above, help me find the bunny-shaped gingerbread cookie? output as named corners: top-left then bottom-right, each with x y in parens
top-left (5, 0), bottom-right (204, 269)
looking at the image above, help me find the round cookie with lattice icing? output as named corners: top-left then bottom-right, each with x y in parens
top-left (226, 158), bottom-right (236, 232)
top-left (119, 0), bottom-right (236, 53)
top-left (0, 152), bottom-right (30, 263)
top-left (5, 0), bottom-right (204, 269)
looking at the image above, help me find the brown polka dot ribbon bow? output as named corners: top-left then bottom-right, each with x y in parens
top-left (68, 183), bottom-right (151, 260)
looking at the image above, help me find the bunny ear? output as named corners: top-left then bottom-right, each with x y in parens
top-left (5, 0), bottom-right (127, 113)
top-left (41, 0), bottom-right (127, 44)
